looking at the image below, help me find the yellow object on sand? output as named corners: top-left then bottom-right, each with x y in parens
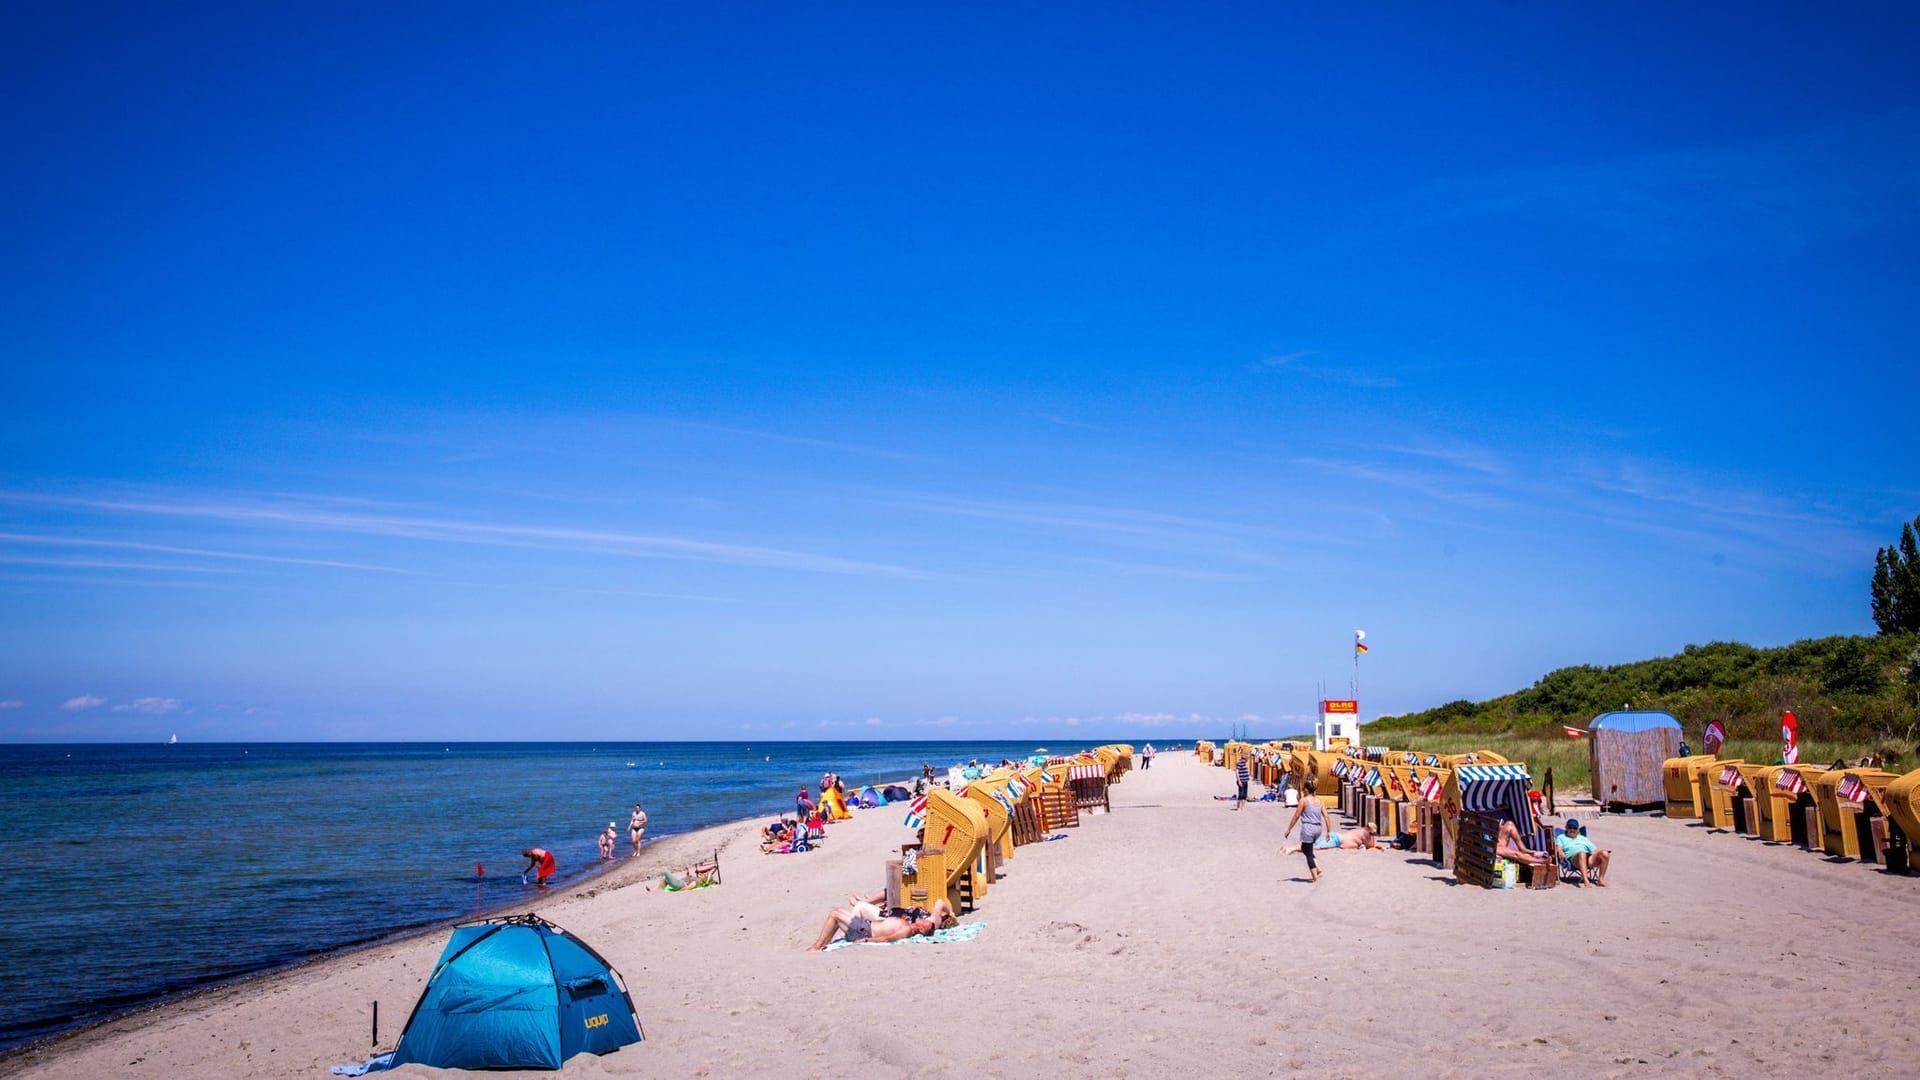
top-left (819, 786), bottom-right (852, 821)
top-left (1661, 755), bottom-right (1718, 818)
top-left (1882, 767), bottom-right (1920, 855)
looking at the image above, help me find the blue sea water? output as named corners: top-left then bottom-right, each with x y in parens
top-left (0, 739), bottom-right (1080, 1052)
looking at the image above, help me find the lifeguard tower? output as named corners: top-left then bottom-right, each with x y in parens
top-left (1317, 699), bottom-right (1360, 751)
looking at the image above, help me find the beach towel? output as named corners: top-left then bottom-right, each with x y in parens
top-left (824, 921), bottom-right (986, 951)
top-left (330, 1052), bottom-right (396, 1076)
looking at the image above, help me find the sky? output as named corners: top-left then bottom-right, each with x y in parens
top-left (2, 3), bottom-right (1917, 742)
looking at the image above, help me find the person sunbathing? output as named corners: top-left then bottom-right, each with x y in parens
top-left (846, 891), bottom-right (958, 929)
top-left (760, 818), bottom-right (793, 849)
top-left (1496, 819), bottom-right (1549, 866)
top-left (807, 905), bottom-right (938, 950)
top-left (1280, 825), bottom-right (1381, 853)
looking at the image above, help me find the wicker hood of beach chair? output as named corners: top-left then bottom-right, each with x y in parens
top-left (963, 778), bottom-right (1015, 863)
top-left (1875, 767), bottom-right (1920, 857)
top-left (1661, 754), bottom-right (1719, 818)
top-left (1750, 764), bottom-right (1826, 844)
top-left (1806, 768), bottom-right (1892, 858)
top-left (923, 787), bottom-right (990, 906)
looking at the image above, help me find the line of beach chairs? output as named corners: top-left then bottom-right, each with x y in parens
top-left (1659, 755), bottom-right (1920, 873)
top-left (1199, 738), bottom-right (1571, 889)
top-left (884, 745), bottom-right (1134, 915)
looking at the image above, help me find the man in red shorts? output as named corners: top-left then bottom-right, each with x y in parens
top-left (520, 847), bottom-right (556, 888)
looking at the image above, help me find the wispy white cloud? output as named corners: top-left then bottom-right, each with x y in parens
top-left (1258, 350), bottom-right (1398, 389)
top-left (1376, 442), bottom-right (1508, 478)
top-left (0, 489), bottom-right (921, 579)
top-left (914, 715), bottom-right (965, 727)
top-left (0, 532), bottom-right (411, 574)
top-left (0, 700), bottom-right (22, 709)
top-left (1036, 414), bottom-right (1110, 433)
top-left (113, 697), bottom-right (182, 715)
top-left (1287, 456), bottom-right (1514, 512)
top-left (0, 554), bottom-right (253, 574)
top-left (646, 417), bottom-right (928, 463)
top-left (61, 695), bottom-right (105, 711)
top-left (817, 716), bottom-right (888, 729)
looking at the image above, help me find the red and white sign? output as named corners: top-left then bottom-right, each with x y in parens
top-left (1781, 710), bottom-right (1799, 765)
top-left (1321, 699), bottom-right (1358, 714)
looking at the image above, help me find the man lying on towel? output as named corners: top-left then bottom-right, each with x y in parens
top-left (807, 896), bottom-right (957, 950)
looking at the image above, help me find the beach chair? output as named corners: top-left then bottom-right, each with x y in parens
top-left (1881, 767), bottom-right (1920, 873)
top-left (962, 779), bottom-right (1014, 878)
top-left (921, 787), bottom-right (989, 909)
top-left (1812, 768), bottom-right (1901, 860)
top-left (1662, 754), bottom-right (1718, 818)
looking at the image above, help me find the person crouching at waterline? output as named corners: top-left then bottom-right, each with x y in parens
top-left (521, 847), bottom-right (556, 888)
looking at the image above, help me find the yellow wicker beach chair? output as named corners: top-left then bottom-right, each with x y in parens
top-left (1809, 768), bottom-right (1898, 859)
top-left (963, 777), bottom-right (1014, 873)
top-left (1881, 767), bottom-right (1920, 869)
top-left (1661, 754), bottom-right (1718, 818)
top-left (1751, 757), bottom-right (1820, 841)
top-left (920, 787), bottom-right (989, 910)
top-left (1751, 765), bottom-right (1825, 843)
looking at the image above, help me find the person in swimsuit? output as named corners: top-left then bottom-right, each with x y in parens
top-left (521, 847), bottom-right (556, 888)
top-left (598, 823), bottom-right (617, 860)
top-left (1496, 819), bottom-right (1549, 866)
top-left (807, 904), bottom-right (939, 950)
top-left (629, 804), bottom-right (648, 855)
top-left (846, 891), bottom-right (958, 929)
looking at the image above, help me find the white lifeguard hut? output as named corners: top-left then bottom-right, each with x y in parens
top-left (1316, 699), bottom-right (1360, 751)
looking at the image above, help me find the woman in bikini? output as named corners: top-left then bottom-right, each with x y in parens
top-left (629, 804), bottom-right (648, 856)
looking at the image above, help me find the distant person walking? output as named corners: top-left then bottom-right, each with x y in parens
top-left (1234, 754), bottom-right (1251, 809)
top-left (1283, 780), bottom-right (1325, 883)
top-left (521, 847), bottom-right (556, 888)
top-left (629, 804), bottom-right (648, 855)
top-left (1142, 744), bottom-right (1155, 770)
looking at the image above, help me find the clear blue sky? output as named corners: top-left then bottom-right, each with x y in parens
top-left (3, 4), bottom-right (1917, 741)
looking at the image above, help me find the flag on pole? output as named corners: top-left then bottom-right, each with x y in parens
top-left (1703, 720), bottom-right (1726, 756)
top-left (1781, 710), bottom-right (1799, 765)
top-left (1354, 629), bottom-right (1369, 655)
top-left (1562, 726), bottom-right (1588, 739)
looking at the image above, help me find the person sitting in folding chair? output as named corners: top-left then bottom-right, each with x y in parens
top-left (1554, 818), bottom-right (1611, 888)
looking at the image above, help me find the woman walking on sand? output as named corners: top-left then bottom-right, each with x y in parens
top-left (1283, 778), bottom-right (1325, 883)
top-left (629, 803), bottom-right (648, 856)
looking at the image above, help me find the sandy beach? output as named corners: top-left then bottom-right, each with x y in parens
top-left (9, 751), bottom-right (1916, 1079)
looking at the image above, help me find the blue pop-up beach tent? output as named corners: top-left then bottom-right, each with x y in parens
top-left (387, 914), bottom-right (643, 1071)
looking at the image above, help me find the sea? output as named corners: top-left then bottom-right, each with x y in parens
top-left (0, 738), bottom-right (1099, 1053)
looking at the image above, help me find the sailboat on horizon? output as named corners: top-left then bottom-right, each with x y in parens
top-left (167, 733), bottom-right (178, 745)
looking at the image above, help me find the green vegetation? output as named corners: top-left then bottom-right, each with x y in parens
top-left (1872, 514), bottom-right (1920, 634)
top-left (1367, 634), bottom-right (1919, 790)
top-left (1371, 634), bottom-right (1919, 747)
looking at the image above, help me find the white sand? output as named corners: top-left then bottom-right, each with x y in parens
top-left (9, 752), bottom-right (1916, 1078)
